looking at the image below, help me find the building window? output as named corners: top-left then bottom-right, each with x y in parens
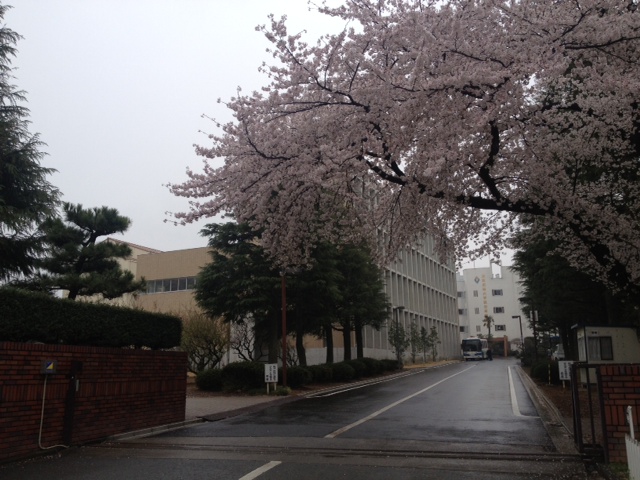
top-left (145, 277), bottom-right (197, 294)
top-left (458, 308), bottom-right (467, 315)
top-left (493, 307), bottom-right (505, 314)
top-left (495, 325), bottom-right (506, 331)
top-left (473, 290), bottom-right (478, 297)
top-left (457, 291), bottom-right (465, 298)
top-left (476, 325), bottom-right (481, 333)
top-left (587, 337), bottom-right (613, 361)
top-left (492, 289), bottom-right (503, 296)
top-left (460, 326), bottom-right (466, 332)
top-left (474, 307), bottom-right (480, 314)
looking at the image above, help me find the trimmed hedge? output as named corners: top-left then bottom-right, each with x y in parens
top-left (206, 357), bottom-right (398, 391)
top-left (196, 368), bottom-right (223, 391)
top-left (0, 288), bottom-right (181, 349)
top-left (221, 361), bottom-right (265, 392)
top-left (360, 357), bottom-right (384, 376)
top-left (285, 366), bottom-right (313, 388)
top-left (380, 359), bottom-right (401, 372)
top-left (307, 364), bottom-right (333, 383)
top-left (344, 359), bottom-right (367, 379)
top-left (331, 362), bottom-right (356, 382)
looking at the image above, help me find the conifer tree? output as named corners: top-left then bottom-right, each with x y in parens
top-left (0, 5), bottom-right (59, 280)
top-left (35, 202), bottom-right (144, 300)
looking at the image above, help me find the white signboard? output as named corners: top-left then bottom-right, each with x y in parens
top-left (559, 361), bottom-right (573, 381)
top-left (265, 363), bottom-right (278, 383)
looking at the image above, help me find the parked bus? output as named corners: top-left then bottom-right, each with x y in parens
top-left (461, 337), bottom-right (489, 361)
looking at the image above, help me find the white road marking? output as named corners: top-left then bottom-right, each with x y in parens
top-left (309, 370), bottom-right (422, 398)
top-left (324, 366), bottom-right (475, 438)
top-left (238, 461), bottom-right (282, 480)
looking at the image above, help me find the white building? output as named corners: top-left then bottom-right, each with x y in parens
top-left (330, 238), bottom-right (459, 365)
top-left (457, 264), bottom-right (532, 355)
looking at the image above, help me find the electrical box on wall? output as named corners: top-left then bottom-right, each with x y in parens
top-left (41, 360), bottom-right (57, 374)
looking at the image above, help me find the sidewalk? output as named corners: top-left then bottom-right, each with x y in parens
top-left (186, 394), bottom-right (285, 421)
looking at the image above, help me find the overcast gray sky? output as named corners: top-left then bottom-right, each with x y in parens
top-left (7, 0), bottom-right (344, 251)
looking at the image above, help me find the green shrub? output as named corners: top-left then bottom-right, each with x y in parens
top-left (344, 359), bottom-right (367, 378)
top-left (221, 361), bottom-right (265, 392)
top-left (196, 368), bottom-right (223, 391)
top-left (380, 359), bottom-right (401, 372)
top-left (531, 360), bottom-right (560, 385)
top-left (0, 288), bottom-right (182, 349)
top-left (331, 362), bottom-right (355, 382)
top-left (274, 386), bottom-right (291, 396)
top-left (180, 311), bottom-right (228, 374)
top-left (307, 364), bottom-right (333, 383)
top-left (286, 366), bottom-right (313, 388)
top-left (360, 357), bottom-right (384, 376)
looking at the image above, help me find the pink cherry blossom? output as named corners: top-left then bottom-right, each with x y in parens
top-left (170, 0), bottom-right (640, 292)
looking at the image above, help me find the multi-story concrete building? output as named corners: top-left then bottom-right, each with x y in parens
top-left (114, 236), bottom-right (459, 365)
top-left (379, 238), bottom-right (459, 362)
top-left (457, 264), bottom-right (532, 355)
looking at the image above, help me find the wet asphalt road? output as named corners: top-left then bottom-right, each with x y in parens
top-left (1, 358), bottom-right (594, 479)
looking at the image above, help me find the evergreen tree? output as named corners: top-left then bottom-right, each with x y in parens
top-left (196, 222), bottom-right (390, 365)
top-left (333, 244), bottom-right (390, 361)
top-left (512, 224), bottom-right (639, 359)
top-left (196, 222), bottom-right (282, 364)
top-left (0, 6), bottom-right (59, 280)
top-left (33, 202), bottom-right (143, 300)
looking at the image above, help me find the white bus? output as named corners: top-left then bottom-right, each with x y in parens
top-left (461, 337), bottom-right (489, 361)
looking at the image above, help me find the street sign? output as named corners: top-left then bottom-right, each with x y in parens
top-left (265, 363), bottom-right (278, 383)
top-left (558, 361), bottom-right (573, 381)
top-left (41, 360), bottom-right (57, 375)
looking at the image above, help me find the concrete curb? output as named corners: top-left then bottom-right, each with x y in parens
top-left (515, 364), bottom-right (580, 456)
top-left (104, 418), bottom-right (204, 442)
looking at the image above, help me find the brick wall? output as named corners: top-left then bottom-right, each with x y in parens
top-left (599, 364), bottom-right (640, 463)
top-left (0, 342), bottom-right (187, 463)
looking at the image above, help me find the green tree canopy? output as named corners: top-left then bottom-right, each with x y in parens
top-left (195, 222), bottom-right (282, 363)
top-left (512, 224), bottom-right (640, 359)
top-left (30, 202), bottom-right (144, 300)
top-left (333, 244), bottom-right (389, 361)
top-left (196, 221), bottom-right (390, 365)
top-left (0, 6), bottom-right (59, 280)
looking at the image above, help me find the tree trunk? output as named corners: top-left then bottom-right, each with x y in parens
top-left (355, 318), bottom-right (364, 359)
top-left (343, 322), bottom-right (352, 361)
top-left (295, 324), bottom-right (307, 366)
top-left (268, 311), bottom-right (279, 364)
top-left (325, 326), bottom-right (334, 364)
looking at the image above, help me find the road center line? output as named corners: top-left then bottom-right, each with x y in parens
top-left (324, 366), bottom-right (475, 438)
top-left (508, 366), bottom-right (524, 417)
top-left (238, 461), bottom-right (282, 480)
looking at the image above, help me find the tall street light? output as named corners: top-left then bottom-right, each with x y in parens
top-left (393, 306), bottom-right (405, 368)
top-left (512, 315), bottom-right (523, 346)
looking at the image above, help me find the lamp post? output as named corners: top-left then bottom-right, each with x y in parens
top-left (393, 306), bottom-right (405, 368)
top-left (512, 315), bottom-right (523, 346)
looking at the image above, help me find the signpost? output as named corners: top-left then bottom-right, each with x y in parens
top-left (265, 363), bottom-right (278, 394)
top-left (559, 360), bottom-right (573, 388)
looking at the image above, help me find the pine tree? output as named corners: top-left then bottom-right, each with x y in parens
top-left (0, 5), bottom-right (59, 280)
top-left (35, 203), bottom-right (144, 300)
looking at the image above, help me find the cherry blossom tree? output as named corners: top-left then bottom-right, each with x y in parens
top-left (170, 0), bottom-right (640, 295)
